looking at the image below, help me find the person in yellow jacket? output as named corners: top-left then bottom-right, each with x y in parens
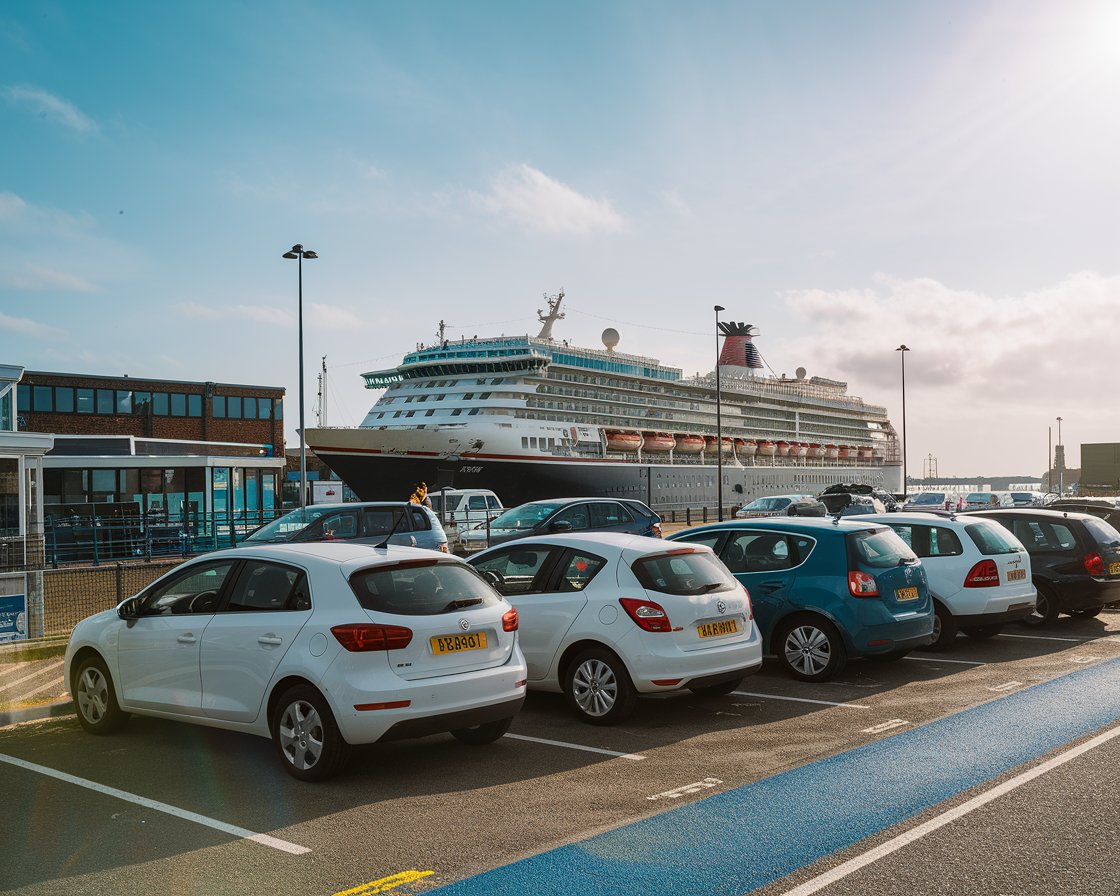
top-left (409, 481), bottom-right (432, 508)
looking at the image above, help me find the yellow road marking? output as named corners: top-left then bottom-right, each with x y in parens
top-left (333, 870), bottom-right (435, 895)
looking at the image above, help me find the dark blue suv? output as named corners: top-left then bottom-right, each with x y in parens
top-left (669, 518), bottom-right (934, 681)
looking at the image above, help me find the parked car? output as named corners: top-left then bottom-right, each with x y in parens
top-left (1043, 499), bottom-right (1120, 530)
top-left (428, 488), bottom-right (504, 529)
top-left (818, 483), bottom-right (888, 516)
top-left (65, 543), bottom-right (527, 781)
top-left (241, 502), bottom-right (448, 552)
top-left (1009, 491), bottom-right (1044, 507)
top-left (903, 491), bottom-right (956, 511)
top-left (668, 518), bottom-right (934, 681)
top-left (962, 492), bottom-right (1015, 510)
top-left (461, 497), bottom-right (662, 550)
top-left (970, 508), bottom-right (1120, 624)
top-left (467, 532), bottom-right (761, 723)
top-left (734, 494), bottom-right (817, 518)
top-left (850, 512), bottom-right (1035, 649)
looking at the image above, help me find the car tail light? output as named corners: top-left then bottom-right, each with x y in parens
top-left (743, 587), bottom-right (754, 620)
top-left (848, 571), bottom-right (879, 597)
top-left (620, 597), bottom-right (672, 632)
top-left (331, 623), bottom-right (413, 652)
top-left (502, 607), bottom-right (518, 632)
top-left (963, 559), bottom-right (1000, 587)
top-left (1084, 552), bottom-right (1105, 576)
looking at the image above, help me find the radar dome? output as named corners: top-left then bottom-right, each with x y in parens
top-left (795, 367), bottom-right (807, 380)
top-left (602, 328), bottom-right (620, 351)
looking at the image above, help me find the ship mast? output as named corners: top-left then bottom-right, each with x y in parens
top-left (536, 290), bottom-right (565, 340)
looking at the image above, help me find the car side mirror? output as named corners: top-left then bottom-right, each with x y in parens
top-left (118, 596), bottom-right (141, 620)
top-left (550, 520), bottom-right (573, 533)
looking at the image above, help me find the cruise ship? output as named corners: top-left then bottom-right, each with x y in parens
top-left (305, 294), bottom-right (902, 509)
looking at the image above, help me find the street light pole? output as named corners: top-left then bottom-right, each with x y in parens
top-left (714, 305), bottom-right (725, 521)
top-left (1056, 415), bottom-right (1063, 496)
top-left (896, 345), bottom-right (910, 494)
top-left (282, 243), bottom-right (318, 509)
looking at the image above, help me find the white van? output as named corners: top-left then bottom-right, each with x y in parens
top-left (428, 488), bottom-right (504, 528)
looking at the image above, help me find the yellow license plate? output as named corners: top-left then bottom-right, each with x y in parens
top-left (698, 619), bottom-right (739, 638)
top-left (1110, 562), bottom-right (1120, 576)
top-left (430, 632), bottom-right (488, 655)
top-left (1007, 568), bottom-right (1027, 581)
top-left (895, 587), bottom-right (919, 602)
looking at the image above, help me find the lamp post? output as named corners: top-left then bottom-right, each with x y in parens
top-left (896, 345), bottom-right (910, 494)
top-left (1056, 415), bottom-right (1063, 496)
top-left (714, 305), bottom-right (725, 521)
top-left (282, 243), bottom-right (318, 509)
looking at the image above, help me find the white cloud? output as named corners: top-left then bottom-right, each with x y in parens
top-left (0, 193), bottom-right (29, 221)
top-left (0, 311), bottom-right (64, 338)
top-left (4, 85), bottom-right (98, 134)
top-left (308, 303), bottom-right (365, 329)
top-left (178, 302), bottom-right (295, 326)
top-left (471, 164), bottom-right (624, 235)
top-left (0, 263), bottom-right (100, 292)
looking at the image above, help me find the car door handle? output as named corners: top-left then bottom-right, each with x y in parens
top-left (177, 634), bottom-right (197, 644)
top-left (258, 636), bottom-right (283, 646)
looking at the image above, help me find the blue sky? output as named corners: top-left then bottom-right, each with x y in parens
top-left (3, 0), bottom-right (1119, 479)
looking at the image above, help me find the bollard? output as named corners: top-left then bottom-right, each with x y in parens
top-left (686, 507), bottom-right (691, 525)
top-left (703, 506), bottom-right (708, 523)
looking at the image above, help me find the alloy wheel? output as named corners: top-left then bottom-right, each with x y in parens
top-left (277, 699), bottom-right (325, 771)
top-left (77, 666), bottom-right (109, 724)
top-left (571, 658), bottom-right (619, 718)
top-left (783, 625), bottom-right (832, 676)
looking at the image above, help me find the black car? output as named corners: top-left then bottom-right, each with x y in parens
top-left (466, 497), bottom-right (662, 548)
top-left (970, 508), bottom-right (1120, 624)
top-left (1043, 499), bottom-right (1120, 530)
top-left (818, 483), bottom-right (889, 516)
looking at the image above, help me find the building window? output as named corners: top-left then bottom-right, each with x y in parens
top-left (259, 398), bottom-right (272, 420)
top-left (153, 392), bottom-right (169, 416)
top-left (187, 394), bottom-right (202, 417)
top-left (170, 393), bottom-right (186, 417)
top-left (133, 392), bottom-right (151, 415)
top-left (244, 397), bottom-right (257, 419)
top-left (53, 387), bottom-right (74, 413)
top-left (17, 385), bottom-right (30, 412)
top-left (275, 401), bottom-right (282, 421)
top-left (116, 391), bottom-right (133, 414)
top-left (228, 396), bottom-right (242, 419)
top-left (96, 389), bottom-right (114, 414)
top-left (213, 395), bottom-right (226, 418)
top-left (33, 385), bottom-right (54, 412)
top-left (76, 388), bottom-right (94, 414)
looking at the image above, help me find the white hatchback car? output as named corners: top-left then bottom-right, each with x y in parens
top-left (65, 543), bottom-right (527, 781)
top-left (467, 532), bottom-right (763, 724)
top-left (851, 512), bottom-right (1036, 650)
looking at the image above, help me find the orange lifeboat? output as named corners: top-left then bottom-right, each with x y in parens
top-left (857, 445), bottom-right (873, 460)
top-left (824, 444), bottom-right (839, 459)
top-left (808, 442), bottom-right (824, 458)
top-left (739, 438), bottom-right (758, 456)
top-left (675, 434), bottom-right (705, 454)
top-left (793, 441), bottom-right (809, 458)
top-left (775, 440), bottom-right (791, 457)
top-left (605, 430), bottom-right (642, 452)
top-left (705, 435), bottom-right (733, 455)
top-left (757, 439), bottom-right (777, 457)
top-left (837, 445), bottom-right (851, 460)
top-left (643, 431), bottom-right (676, 452)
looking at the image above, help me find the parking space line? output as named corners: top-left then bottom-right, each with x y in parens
top-left (0, 659), bottom-right (64, 694)
top-left (904, 655), bottom-right (985, 666)
top-left (20, 676), bottom-right (65, 700)
top-left (987, 681), bottom-right (1023, 692)
top-left (732, 691), bottom-right (870, 709)
top-left (647, 778), bottom-right (722, 801)
top-left (862, 719), bottom-right (909, 734)
top-left (997, 632), bottom-right (1094, 643)
top-left (503, 733), bottom-right (646, 761)
top-left (0, 753), bottom-right (310, 854)
top-left (778, 723), bottom-right (1120, 896)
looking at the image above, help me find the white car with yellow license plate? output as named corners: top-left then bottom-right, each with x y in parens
top-left (851, 512), bottom-right (1036, 649)
top-left (468, 532), bottom-right (762, 724)
top-left (65, 542), bottom-right (527, 782)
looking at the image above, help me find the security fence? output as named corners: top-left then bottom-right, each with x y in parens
top-left (39, 560), bottom-right (186, 638)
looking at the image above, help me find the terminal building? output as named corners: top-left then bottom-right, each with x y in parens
top-left (1078, 443), bottom-right (1120, 495)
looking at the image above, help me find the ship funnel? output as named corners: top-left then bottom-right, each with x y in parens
top-left (717, 321), bottom-right (764, 370)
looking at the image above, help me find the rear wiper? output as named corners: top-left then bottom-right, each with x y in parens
top-left (698, 583), bottom-right (726, 594)
top-left (444, 597), bottom-right (484, 611)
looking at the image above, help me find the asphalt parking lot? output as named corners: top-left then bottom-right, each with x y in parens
top-left (5, 614), bottom-right (1120, 896)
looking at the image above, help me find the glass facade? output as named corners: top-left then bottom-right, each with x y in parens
top-left (16, 382), bottom-right (277, 420)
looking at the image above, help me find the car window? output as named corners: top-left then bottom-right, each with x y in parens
top-left (632, 551), bottom-right (736, 595)
top-left (965, 521), bottom-right (1023, 555)
top-left (590, 502), bottom-right (632, 528)
top-left (721, 532), bottom-right (795, 573)
top-left (672, 531), bottom-right (725, 551)
top-left (848, 528), bottom-right (917, 568)
top-left (486, 496), bottom-right (502, 510)
top-left (301, 510), bottom-right (358, 540)
top-left (350, 560), bottom-right (500, 615)
top-left (553, 504), bottom-right (590, 530)
top-left (468, 496), bottom-right (487, 511)
top-left (1083, 517), bottom-right (1120, 547)
top-left (409, 508), bottom-right (432, 531)
top-left (226, 561), bottom-right (307, 612)
top-left (892, 524), bottom-right (963, 558)
top-left (362, 508), bottom-right (407, 537)
top-left (1011, 519), bottom-right (1077, 551)
top-left (141, 561), bottom-right (236, 615)
top-left (555, 551), bottom-right (607, 592)
top-left (470, 547), bottom-right (554, 596)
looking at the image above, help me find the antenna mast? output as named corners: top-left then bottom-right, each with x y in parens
top-left (536, 290), bottom-right (566, 340)
top-left (316, 356), bottom-right (327, 426)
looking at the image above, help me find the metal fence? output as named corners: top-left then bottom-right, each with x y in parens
top-left (39, 560), bottom-right (185, 639)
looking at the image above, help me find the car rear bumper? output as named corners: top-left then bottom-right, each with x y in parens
top-left (851, 614), bottom-right (936, 657)
top-left (1052, 578), bottom-right (1120, 610)
top-left (620, 625), bottom-right (764, 694)
top-left (955, 602), bottom-right (1035, 625)
top-left (378, 695), bottom-right (525, 742)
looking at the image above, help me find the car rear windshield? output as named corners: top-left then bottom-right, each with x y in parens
top-left (349, 561), bottom-right (500, 615)
top-left (965, 520), bottom-right (1024, 555)
top-left (908, 493), bottom-right (945, 505)
top-left (632, 550), bottom-right (737, 595)
top-left (847, 527), bottom-right (917, 568)
top-left (1083, 517), bottom-right (1120, 547)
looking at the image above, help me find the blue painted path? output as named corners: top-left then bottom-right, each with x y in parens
top-left (435, 659), bottom-right (1120, 895)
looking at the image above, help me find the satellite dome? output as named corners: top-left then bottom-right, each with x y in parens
top-left (795, 367), bottom-right (807, 380)
top-left (602, 328), bottom-right (620, 351)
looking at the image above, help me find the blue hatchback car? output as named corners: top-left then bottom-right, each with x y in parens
top-left (669, 518), bottom-right (935, 681)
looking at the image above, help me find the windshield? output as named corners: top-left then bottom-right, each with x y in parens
top-left (908, 493), bottom-right (945, 506)
top-left (965, 521), bottom-right (1024, 555)
top-left (1084, 517), bottom-right (1120, 547)
top-left (349, 560), bottom-right (500, 615)
top-left (632, 550), bottom-right (736, 595)
top-left (743, 497), bottom-right (790, 512)
top-left (242, 507), bottom-right (334, 542)
top-left (488, 502), bottom-right (564, 530)
top-left (965, 493), bottom-right (994, 504)
top-left (847, 527), bottom-right (918, 568)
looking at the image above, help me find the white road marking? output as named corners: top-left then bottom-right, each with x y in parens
top-left (20, 676), bottom-right (66, 700)
top-left (503, 733), bottom-right (646, 761)
top-left (647, 777), bottom-right (723, 801)
top-left (0, 660), bottom-right (65, 694)
top-left (0, 753), bottom-right (309, 854)
top-left (904, 655), bottom-right (986, 666)
top-left (732, 691), bottom-right (870, 709)
top-left (861, 719), bottom-right (909, 734)
top-left (777, 723), bottom-right (1120, 896)
top-left (987, 681), bottom-right (1023, 692)
top-left (998, 632), bottom-right (1092, 643)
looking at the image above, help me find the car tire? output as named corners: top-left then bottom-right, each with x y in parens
top-left (1021, 584), bottom-right (1059, 627)
top-left (73, 655), bottom-right (128, 734)
top-left (451, 715), bottom-right (514, 745)
top-left (1070, 606), bottom-right (1104, 619)
top-left (961, 623), bottom-right (1003, 639)
top-left (774, 616), bottom-right (847, 682)
top-left (927, 602), bottom-right (958, 652)
top-left (271, 685), bottom-right (351, 782)
top-left (563, 647), bottom-right (638, 725)
top-left (689, 677), bottom-right (744, 697)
